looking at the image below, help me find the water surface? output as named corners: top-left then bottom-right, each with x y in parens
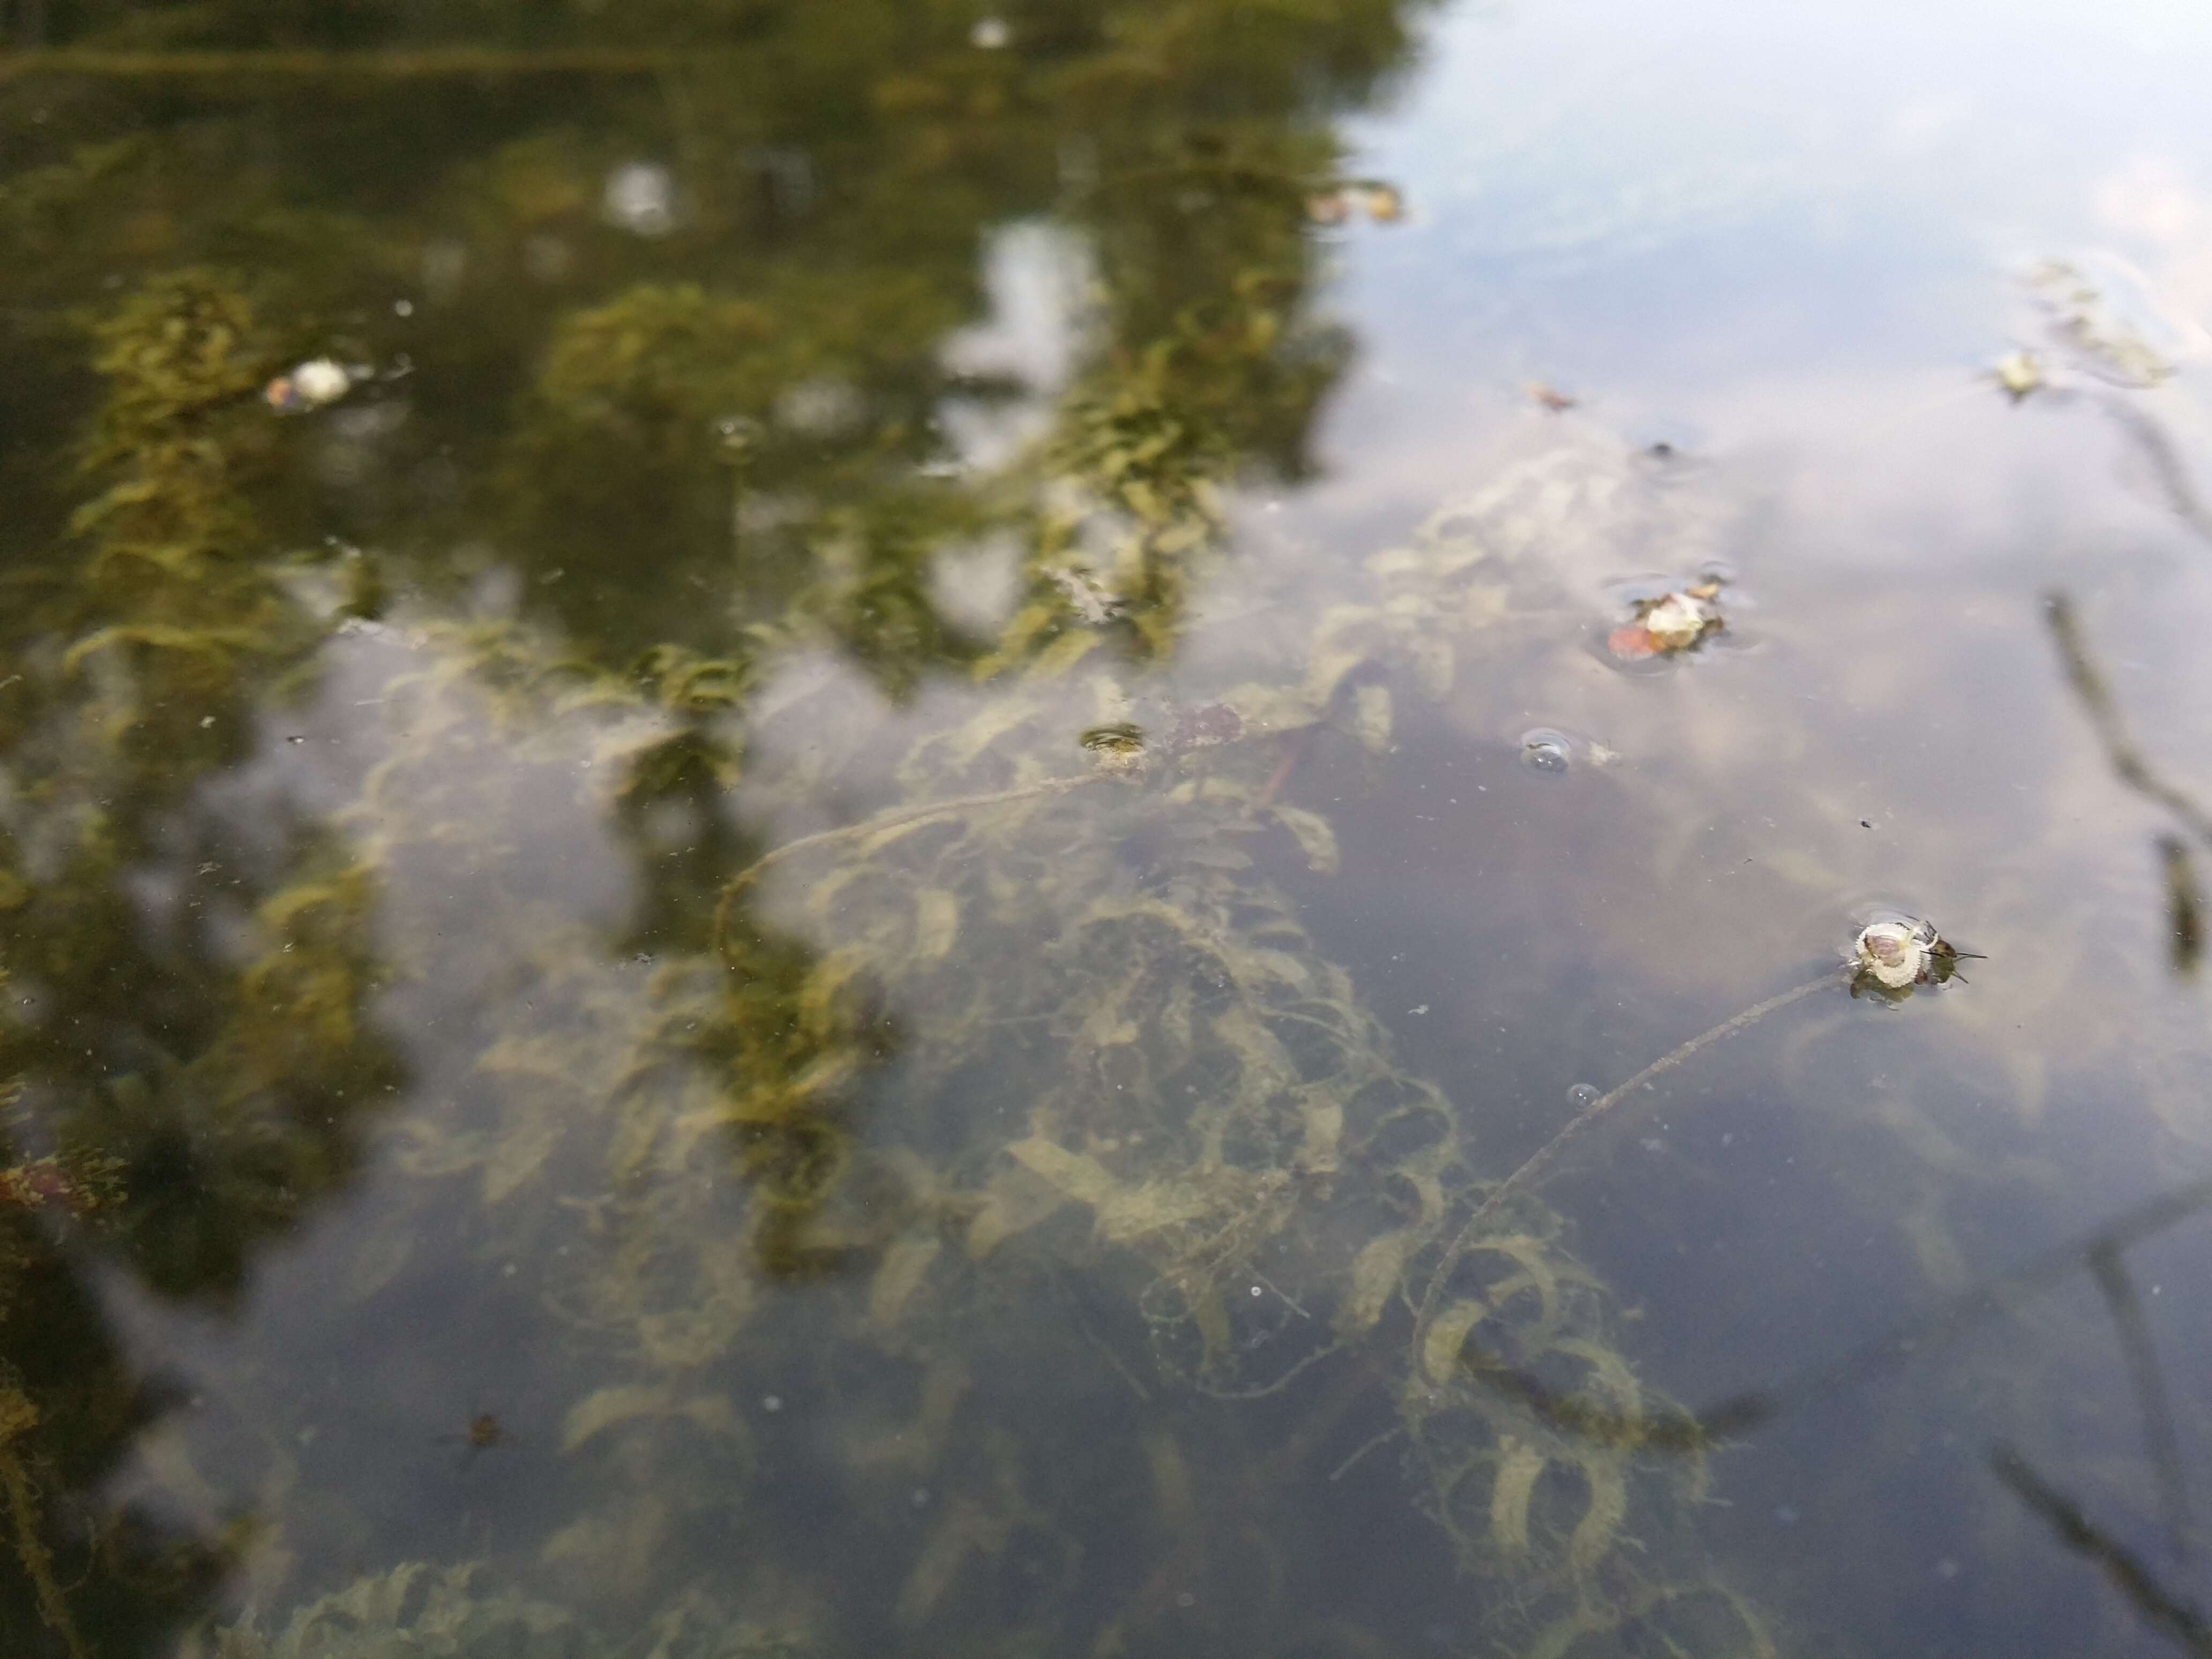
top-left (5, 3), bottom-right (2212, 1655)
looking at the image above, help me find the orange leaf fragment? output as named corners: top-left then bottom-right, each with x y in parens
top-left (1607, 624), bottom-right (1658, 661)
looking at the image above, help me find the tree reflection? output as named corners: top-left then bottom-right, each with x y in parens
top-left (0, 272), bottom-right (399, 1654)
top-left (0, 0), bottom-right (1431, 1649)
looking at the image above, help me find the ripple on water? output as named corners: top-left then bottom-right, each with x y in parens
top-left (1519, 727), bottom-right (1574, 775)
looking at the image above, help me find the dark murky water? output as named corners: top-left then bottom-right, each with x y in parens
top-left (6, 3), bottom-right (2212, 1655)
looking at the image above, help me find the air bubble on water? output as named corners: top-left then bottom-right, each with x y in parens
top-left (1519, 727), bottom-right (1573, 775)
top-left (604, 162), bottom-right (677, 237)
top-left (1566, 1083), bottom-right (1600, 1108)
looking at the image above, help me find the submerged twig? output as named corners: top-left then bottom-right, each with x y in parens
top-left (2046, 592), bottom-right (2212, 850)
top-left (1327, 1423), bottom-right (1404, 1483)
top-left (1193, 1339), bottom-right (1342, 1402)
top-left (1458, 1346), bottom-right (1718, 1452)
top-left (1253, 724), bottom-right (1316, 810)
top-left (1464, 1172), bottom-right (2212, 1455)
top-left (2095, 395), bottom-right (2212, 552)
top-left (2089, 1240), bottom-right (2195, 1559)
top-left (1415, 974), bottom-right (1831, 1352)
top-left (1990, 1444), bottom-right (2212, 1657)
top-left (2161, 835), bottom-right (2204, 977)
top-left (2048, 592), bottom-right (2212, 980)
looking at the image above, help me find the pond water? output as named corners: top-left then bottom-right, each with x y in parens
top-left (6, 2), bottom-right (2212, 1655)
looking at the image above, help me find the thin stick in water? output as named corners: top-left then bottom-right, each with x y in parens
top-left (1415, 973), bottom-right (1832, 1354)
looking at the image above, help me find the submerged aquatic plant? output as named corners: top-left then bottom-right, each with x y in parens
top-left (0, 6), bottom-right (2036, 1654)
top-left (0, 1387), bottom-right (88, 1659)
top-left (248, 422), bottom-right (1812, 1653)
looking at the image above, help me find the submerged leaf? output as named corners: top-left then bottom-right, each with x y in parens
top-left (868, 1234), bottom-right (943, 1329)
top-left (1567, 1449), bottom-right (1630, 1575)
top-left (1341, 1229), bottom-right (1417, 1336)
top-left (1004, 1136), bottom-right (1119, 1208)
top-left (965, 1161), bottom-right (1068, 1259)
top-left (1352, 682), bottom-right (1393, 753)
top-left (561, 1384), bottom-right (742, 1454)
top-left (913, 887), bottom-right (960, 961)
top-left (483, 1108), bottom-right (565, 1205)
top-left (1489, 1437), bottom-right (1545, 1556)
top-left (562, 1384), bottom-right (674, 1453)
top-left (1421, 1299), bottom-right (1488, 1382)
top-left (1269, 803), bottom-right (1340, 874)
top-left (1606, 623), bottom-right (1658, 661)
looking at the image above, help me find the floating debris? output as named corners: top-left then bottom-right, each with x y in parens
top-left (1516, 727), bottom-right (1618, 775)
top-left (0, 1155), bottom-right (107, 1218)
top-left (1304, 182), bottom-right (1404, 226)
top-left (264, 357), bottom-right (356, 413)
top-left (1519, 728), bottom-right (1573, 774)
top-left (1079, 723), bottom-right (1148, 777)
top-left (434, 1410), bottom-right (513, 1457)
top-left (1361, 184), bottom-right (1404, 223)
top-left (1167, 702), bottom-right (1243, 753)
top-left (1993, 349), bottom-right (2045, 402)
top-left (1606, 580), bottom-right (1724, 661)
top-left (603, 160), bottom-right (677, 237)
top-left (2026, 259), bottom-right (2177, 390)
top-left (1049, 564), bottom-right (1123, 626)
top-left (1643, 590), bottom-right (1719, 649)
top-left (970, 16), bottom-right (1011, 49)
top-left (1305, 190), bottom-right (1352, 226)
top-left (1849, 915), bottom-right (1972, 998)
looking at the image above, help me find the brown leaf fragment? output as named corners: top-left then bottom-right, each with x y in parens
top-left (1606, 623), bottom-right (1658, 660)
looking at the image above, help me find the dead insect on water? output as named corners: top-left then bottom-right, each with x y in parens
top-left (436, 1410), bottom-right (518, 1466)
top-left (1850, 916), bottom-right (1978, 999)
